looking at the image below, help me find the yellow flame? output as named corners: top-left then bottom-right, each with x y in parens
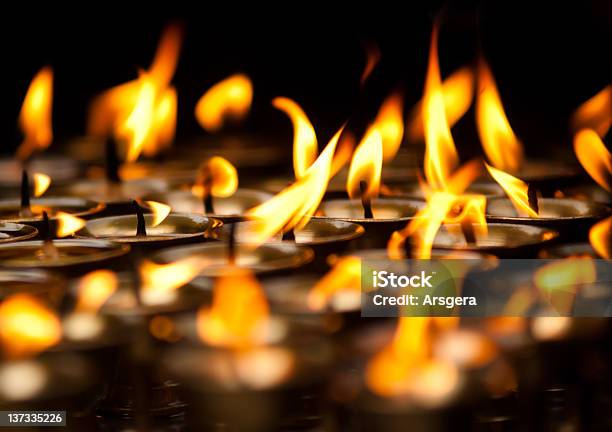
top-left (571, 85), bottom-right (612, 136)
top-left (191, 156), bottom-right (239, 198)
top-left (360, 42), bottom-right (381, 86)
top-left (16, 67), bottom-right (53, 161)
top-left (246, 129), bottom-right (340, 246)
top-left (0, 294), bottom-right (61, 358)
top-left (144, 88), bottom-right (177, 157)
top-left (374, 90), bottom-right (405, 162)
top-left (476, 60), bottom-right (524, 172)
top-left (573, 128), bottom-right (611, 192)
top-left (347, 128), bottom-right (383, 199)
top-left (144, 201), bottom-right (171, 227)
top-left (55, 212), bottom-right (86, 237)
top-left (32, 173), bottom-right (51, 197)
top-left (590, 216), bottom-right (611, 259)
top-left (485, 163), bottom-right (538, 217)
top-left (330, 131), bottom-right (355, 177)
top-left (197, 267), bottom-right (269, 348)
top-left (196, 74), bottom-right (253, 133)
top-left (75, 270), bottom-right (118, 313)
top-left (139, 257), bottom-right (205, 302)
top-left (308, 256), bottom-right (361, 311)
top-left (273, 97), bottom-right (318, 179)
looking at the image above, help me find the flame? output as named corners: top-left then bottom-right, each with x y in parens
top-left (139, 257), bottom-right (205, 305)
top-left (32, 173), bottom-right (51, 197)
top-left (485, 163), bottom-right (538, 217)
top-left (88, 24), bottom-right (181, 160)
top-left (360, 42), bottom-right (381, 85)
top-left (374, 90), bottom-right (405, 162)
top-left (347, 128), bottom-right (383, 199)
top-left (16, 67), bottom-right (53, 161)
top-left (308, 256), bottom-right (361, 311)
top-left (571, 85), bottom-right (612, 136)
top-left (191, 156), bottom-right (239, 198)
top-left (75, 270), bottom-right (118, 313)
top-left (144, 201), bottom-right (171, 227)
top-left (366, 317), bottom-right (458, 400)
top-left (330, 131), bottom-right (355, 177)
top-left (196, 74), bottom-right (253, 133)
top-left (476, 60), bottom-right (524, 172)
top-left (408, 66), bottom-right (474, 142)
top-left (197, 267), bottom-right (269, 348)
top-left (246, 129), bottom-right (340, 246)
top-left (590, 216), bottom-right (611, 259)
top-left (55, 212), bottom-right (86, 237)
top-left (273, 97), bottom-right (317, 179)
top-left (0, 294), bottom-right (61, 358)
top-left (573, 128), bottom-right (611, 192)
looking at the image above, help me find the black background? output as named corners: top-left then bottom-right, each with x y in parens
top-left (0, 1), bottom-right (610, 161)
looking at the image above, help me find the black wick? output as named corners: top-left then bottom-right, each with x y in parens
top-left (133, 200), bottom-right (147, 236)
top-left (202, 174), bottom-right (214, 214)
top-left (527, 183), bottom-right (539, 215)
top-left (228, 222), bottom-right (236, 265)
top-left (105, 137), bottom-right (121, 184)
top-left (21, 170), bottom-right (31, 211)
top-left (359, 180), bottom-right (374, 219)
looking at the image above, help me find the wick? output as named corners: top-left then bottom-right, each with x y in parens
top-left (41, 211), bottom-right (59, 260)
top-left (20, 170), bottom-right (32, 216)
top-left (282, 229), bottom-right (296, 242)
top-left (105, 137), bottom-right (121, 184)
top-left (403, 235), bottom-right (413, 259)
top-left (460, 219), bottom-right (477, 245)
top-left (202, 175), bottom-right (214, 214)
top-left (133, 200), bottom-right (147, 236)
top-left (527, 183), bottom-right (539, 214)
top-left (228, 223), bottom-right (236, 265)
top-left (359, 180), bottom-right (374, 219)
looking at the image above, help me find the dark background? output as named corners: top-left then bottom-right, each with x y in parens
top-left (0, 1), bottom-right (610, 160)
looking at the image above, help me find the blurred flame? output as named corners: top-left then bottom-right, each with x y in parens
top-left (360, 42), bottom-right (381, 86)
top-left (144, 201), bottom-right (171, 227)
top-left (535, 258), bottom-right (596, 314)
top-left (17, 67), bottom-right (53, 161)
top-left (347, 128), bottom-right (383, 199)
top-left (55, 212), bottom-right (86, 237)
top-left (573, 128), bottom-right (611, 192)
top-left (32, 173), bottom-right (51, 197)
top-left (139, 257), bottom-right (205, 305)
top-left (485, 163), bottom-right (538, 217)
top-left (196, 74), bottom-right (253, 133)
top-left (88, 24), bottom-right (181, 160)
top-left (590, 216), bottom-right (611, 259)
top-left (246, 129), bottom-right (340, 246)
top-left (366, 317), bottom-right (459, 401)
top-left (571, 85), bottom-right (612, 136)
top-left (408, 66), bottom-right (474, 143)
top-left (476, 60), bottom-right (524, 172)
top-left (191, 156), bottom-right (239, 198)
top-left (197, 268), bottom-right (269, 348)
top-left (273, 97), bottom-right (317, 179)
top-left (0, 294), bottom-right (61, 358)
top-left (308, 256), bottom-right (361, 311)
top-left (75, 270), bottom-right (118, 314)
top-left (330, 132), bottom-right (355, 177)
top-left (374, 90), bottom-right (405, 162)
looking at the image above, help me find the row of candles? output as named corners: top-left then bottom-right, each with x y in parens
top-left (0, 21), bottom-right (610, 430)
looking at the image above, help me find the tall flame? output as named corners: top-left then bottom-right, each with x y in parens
top-left (485, 163), bottom-right (538, 217)
top-left (347, 128), bottom-right (383, 199)
top-left (360, 42), bottom-right (381, 86)
top-left (55, 212), bottom-right (86, 237)
top-left (573, 128), bottom-right (611, 192)
top-left (75, 270), bottom-right (118, 313)
top-left (16, 67), bottom-right (53, 161)
top-left (590, 216), bottom-right (611, 259)
top-left (307, 256), bottom-right (361, 311)
top-left (197, 267), bottom-right (269, 348)
top-left (32, 173), bottom-right (51, 197)
top-left (139, 257), bottom-right (205, 305)
top-left (144, 201), bottom-right (171, 227)
top-left (0, 294), bottom-right (61, 358)
top-left (571, 85), bottom-right (612, 136)
top-left (192, 156), bottom-right (239, 198)
top-left (476, 59), bottom-right (524, 172)
top-left (273, 97), bottom-right (318, 179)
top-left (196, 74), bottom-right (254, 133)
top-left (375, 90), bottom-right (405, 162)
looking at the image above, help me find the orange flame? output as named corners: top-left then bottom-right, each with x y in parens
top-left (32, 173), bottom-right (51, 197)
top-left (197, 267), bottom-right (269, 348)
top-left (360, 42), bottom-right (381, 86)
top-left (196, 74), bottom-right (253, 133)
top-left (144, 201), bottom-right (171, 227)
top-left (75, 270), bottom-right (118, 313)
top-left (408, 66), bottom-right (474, 143)
top-left (571, 85), bottom-right (611, 136)
top-left (374, 90), bottom-right (405, 162)
top-left (246, 129), bottom-right (340, 246)
top-left (308, 256), bottom-right (361, 311)
top-left (476, 60), bottom-right (524, 172)
top-left (573, 128), bottom-right (611, 192)
top-left (485, 163), bottom-right (538, 217)
top-left (0, 294), bottom-right (61, 358)
top-left (55, 212), bottom-right (86, 237)
top-left (273, 97), bottom-right (318, 179)
top-left (590, 216), bottom-right (611, 259)
top-left (192, 156), bottom-right (239, 198)
top-left (16, 67), bottom-right (53, 161)
top-left (347, 128), bottom-right (383, 199)
top-left (139, 257), bottom-right (205, 305)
